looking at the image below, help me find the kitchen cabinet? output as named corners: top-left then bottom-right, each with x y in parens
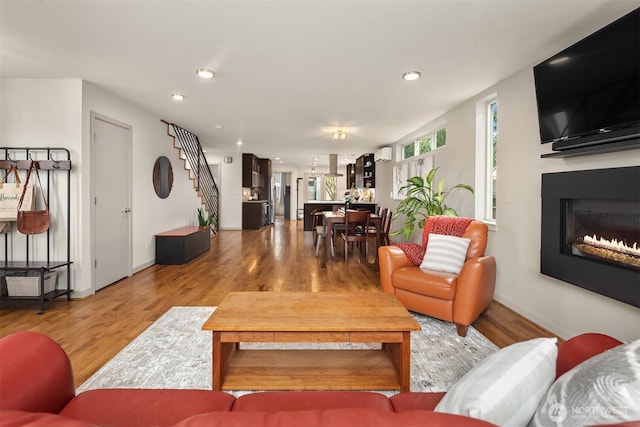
top-left (243, 154), bottom-right (272, 189)
top-left (362, 153), bottom-right (375, 188)
top-left (242, 153), bottom-right (261, 188)
top-left (354, 153), bottom-right (375, 189)
top-left (259, 158), bottom-right (271, 189)
top-left (346, 163), bottom-right (356, 189)
top-left (243, 201), bottom-right (269, 229)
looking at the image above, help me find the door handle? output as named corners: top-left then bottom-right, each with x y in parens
top-left (122, 208), bottom-right (131, 213)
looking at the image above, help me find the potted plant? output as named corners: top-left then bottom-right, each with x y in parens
top-left (197, 208), bottom-right (217, 234)
top-left (391, 167), bottom-right (474, 240)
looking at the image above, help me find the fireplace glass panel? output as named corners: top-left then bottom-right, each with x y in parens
top-left (564, 199), bottom-right (640, 270)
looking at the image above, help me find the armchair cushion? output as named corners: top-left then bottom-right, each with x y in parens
top-left (420, 234), bottom-right (471, 274)
top-left (392, 267), bottom-right (457, 300)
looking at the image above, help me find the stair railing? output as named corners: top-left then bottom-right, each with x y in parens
top-left (164, 122), bottom-right (219, 235)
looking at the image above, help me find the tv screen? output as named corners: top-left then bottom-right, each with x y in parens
top-left (533, 8), bottom-right (639, 148)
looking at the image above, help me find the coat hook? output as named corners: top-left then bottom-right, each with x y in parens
top-left (5, 153), bottom-right (16, 167)
top-left (49, 153), bottom-right (60, 169)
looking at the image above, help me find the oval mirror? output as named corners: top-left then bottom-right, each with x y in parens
top-left (153, 156), bottom-right (173, 199)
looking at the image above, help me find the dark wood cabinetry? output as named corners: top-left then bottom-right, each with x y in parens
top-left (242, 153), bottom-right (272, 229)
top-left (260, 158), bottom-right (271, 185)
top-left (362, 153), bottom-right (375, 188)
top-left (242, 153), bottom-right (261, 188)
top-left (243, 202), bottom-right (268, 229)
top-left (353, 153), bottom-right (375, 189)
top-left (243, 154), bottom-right (272, 190)
top-left (346, 163), bottom-right (356, 189)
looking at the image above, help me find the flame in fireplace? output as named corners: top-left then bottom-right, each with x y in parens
top-left (582, 234), bottom-right (640, 257)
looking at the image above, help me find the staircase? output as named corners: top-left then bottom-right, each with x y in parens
top-left (164, 121), bottom-right (219, 235)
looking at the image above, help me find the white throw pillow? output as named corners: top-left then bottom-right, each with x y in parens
top-left (419, 233), bottom-right (471, 274)
top-left (529, 339), bottom-right (640, 427)
top-left (435, 337), bottom-right (558, 427)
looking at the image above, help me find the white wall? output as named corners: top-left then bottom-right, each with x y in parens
top-left (82, 82), bottom-right (204, 283)
top-left (0, 79), bottom-right (208, 298)
top-left (204, 152), bottom-right (242, 230)
top-left (384, 67), bottom-right (640, 342)
top-left (0, 79), bottom-right (82, 297)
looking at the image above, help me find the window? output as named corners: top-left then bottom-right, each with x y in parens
top-left (436, 128), bottom-right (446, 148)
top-left (401, 127), bottom-right (446, 160)
top-left (487, 100), bottom-right (498, 221)
top-left (418, 134), bottom-right (432, 154)
top-left (403, 142), bottom-right (415, 159)
top-left (475, 94), bottom-right (497, 224)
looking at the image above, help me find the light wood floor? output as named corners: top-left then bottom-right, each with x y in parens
top-left (0, 217), bottom-right (558, 387)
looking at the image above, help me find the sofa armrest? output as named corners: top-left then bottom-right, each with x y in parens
top-left (378, 246), bottom-right (415, 294)
top-left (0, 331), bottom-right (76, 414)
top-left (452, 256), bottom-right (496, 327)
top-left (556, 333), bottom-right (622, 378)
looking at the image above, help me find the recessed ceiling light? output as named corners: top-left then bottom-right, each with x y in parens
top-left (402, 71), bottom-right (421, 81)
top-left (214, 124), bottom-right (223, 129)
top-left (196, 68), bottom-right (215, 79)
top-left (171, 93), bottom-right (184, 101)
top-left (236, 139), bottom-right (243, 146)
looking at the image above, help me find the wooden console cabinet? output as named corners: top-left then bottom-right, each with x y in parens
top-left (155, 226), bottom-right (211, 265)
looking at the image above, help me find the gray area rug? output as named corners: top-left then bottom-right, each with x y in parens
top-left (78, 306), bottom-right (498, 396)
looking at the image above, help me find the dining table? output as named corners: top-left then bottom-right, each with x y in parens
top-left (321, 210), bottom-right (382, 260)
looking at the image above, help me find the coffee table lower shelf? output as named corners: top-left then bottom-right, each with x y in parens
top-left (219, 349), bottom-right (401, 391)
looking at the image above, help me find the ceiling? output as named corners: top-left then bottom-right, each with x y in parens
top-left (1, 0), bottom-right (635, 168)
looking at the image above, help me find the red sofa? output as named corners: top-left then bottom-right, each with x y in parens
top-left (0, 330), bottom-right (624, 426)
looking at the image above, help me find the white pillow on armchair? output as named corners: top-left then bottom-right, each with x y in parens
top-left (420, 233), bottom-right (471, 274)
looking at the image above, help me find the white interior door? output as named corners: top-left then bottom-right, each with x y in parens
top-left (91, 113), bottom-right (132, 291)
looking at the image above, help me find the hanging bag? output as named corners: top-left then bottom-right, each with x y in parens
top-left (17, 161), bottom-right (50, 235)
top-left (0, 165), bottom-right (34, 220)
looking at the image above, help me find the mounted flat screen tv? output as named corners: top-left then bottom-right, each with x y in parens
top-left (533, 8), bottom-right (639, 151)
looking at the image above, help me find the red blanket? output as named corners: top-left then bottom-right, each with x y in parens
top-left (395, 216), bottom-right (473, 265)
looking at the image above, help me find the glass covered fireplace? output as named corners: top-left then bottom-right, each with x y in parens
top-left (568, 199), bottom-right (639, 269)
top-left (541, 166), bottom-right (640, 308)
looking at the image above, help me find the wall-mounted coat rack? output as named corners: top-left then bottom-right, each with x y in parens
top-left (0, 147), bottom-right (72, 314)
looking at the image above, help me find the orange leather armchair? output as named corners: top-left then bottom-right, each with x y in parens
top-left (378, 219), bottom-right (496, 337)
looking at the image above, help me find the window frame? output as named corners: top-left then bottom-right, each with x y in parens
top-left (401, 127), bottom-right (446, 161)
top-left (475, 93), bottom-right (498, 228)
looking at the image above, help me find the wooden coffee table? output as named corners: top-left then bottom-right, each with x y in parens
top-left (202, 291), bottom-right (421, 392)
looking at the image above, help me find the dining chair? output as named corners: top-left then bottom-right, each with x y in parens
top-left (340, 210), bottom-right (370, 262)
top-left (380, 209), bottom-right (393, 246)
top-left (366, 208), bottom-right (387, 248)
top-left (310, 208), bottom-right (325, 241)
top-left (315, 223), bottom-right (335, 257)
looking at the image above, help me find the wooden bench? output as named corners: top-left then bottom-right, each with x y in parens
top-left (155, 226), bottom-right (211, 265)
